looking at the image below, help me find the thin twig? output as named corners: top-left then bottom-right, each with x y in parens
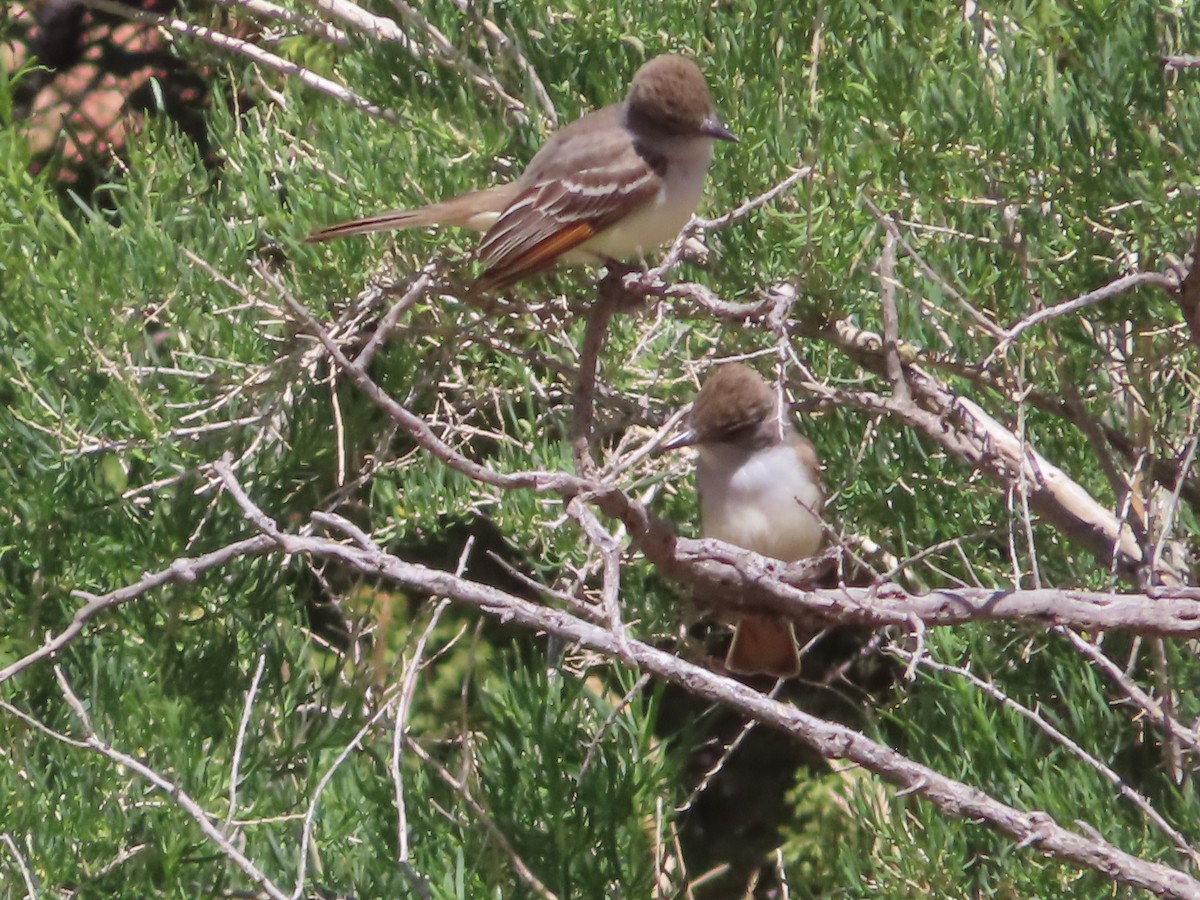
top-left (693, 165), bottom-right (815, 231)
top-left (566, 498), bottom-right (631, 656)
top-left (676, 680), bottom-right (787, 815)
top-left (393, 535), bottom-right (472, 865)
top-left (878, 228), bottom-right (910, 403)
top-left (405, 737), bottom-right (559, 900)
top-left (209, 0), bottom-right (349, 45)
top-left (894, 648), bottom-right (1200, 868)
top-left (0, 535), bottom-right (271, 685)
top-left (985, 271), bottom-right (1180, 368)
top-left (577, 672), bottom-right (653, 783)
top-left (1059, 628), bottom-right (1200, 757)
top-left (445, 0), bottom-right (558, 125)
top-left (0, 833), bottom-right (37, 898)
top-left (862, 195), bottom-right (1004, 337)
top-left (309, 0), bottom-right (526, 116)
top-left (79, 0), bottom-right (397, 122)
top-left (355, 260), bottom-right (441, 369)
top-left (224, 647), bottom-right (269, 834)
top-left (1150, 432), bottom-right (1200, 578)
top-left (393, 595), bottom-right (452, 860)
top-left (291, 688), bottom-right (403, 899)
top-left (52, 668), bottom-right (291, 900)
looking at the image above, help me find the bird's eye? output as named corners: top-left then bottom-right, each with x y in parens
top-left (712, 421), bottom-right (755, 443)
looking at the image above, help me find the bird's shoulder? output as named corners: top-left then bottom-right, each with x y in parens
top-left (520, 103), bottom-right (658, 186)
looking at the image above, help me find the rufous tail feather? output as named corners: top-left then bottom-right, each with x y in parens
top-left (725, 614), bottom-right (800, 678)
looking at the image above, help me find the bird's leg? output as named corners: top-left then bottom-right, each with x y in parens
top-left (597, 259), bottom-right (654, 313)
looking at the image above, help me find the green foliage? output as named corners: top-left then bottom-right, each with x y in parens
top-left (4, 1), bottom-right (1200, 897)
top-left (473, 663), bottom-right (672, 897)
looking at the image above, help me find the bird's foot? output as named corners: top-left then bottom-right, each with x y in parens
top-left (597, 260), bottom-right (658, 313)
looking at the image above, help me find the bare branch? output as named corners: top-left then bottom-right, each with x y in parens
top-left (986, 271), bottom-right (1179, 368)
top-left (265, 259), bottom-right (1177, 600)
top-left (224, 647), bottom-right (269, 835)
top-left (790, 316), bottom-right (1167, 583)
top-left (10, 443), bottom-right (1200, 898)
top-left (894, 647), bottom-right (1200, 867)
top-left (405, 737), bottom-right (560, 900)
top-left (668, 540), bottom-right (1200, 637)
top-left (878, 228), bottom-right (910, 402)
top-left (208, 0), bottom-right (350, 45)
top-left (52, 668), bottom-right (291, 900)
top-left (1163, 55), bottom-right (1200, 70)
top-left (310, 0), bottom-right (527, 118)
top-left (0, 535), bottom-right (273, 686)
top-left (225, 519), bottom-right (1200, 899)
top-left (0, 833), bottom-right (38, 897)
top-left (571, 289), bottom-right (619, 477)
top-left (79, 0), bottom-right (398, 122)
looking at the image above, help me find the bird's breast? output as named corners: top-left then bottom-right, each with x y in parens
top-left (696, 444), bottom-right (823, 562)
top-left (578, 138), bottom-right (715, 260)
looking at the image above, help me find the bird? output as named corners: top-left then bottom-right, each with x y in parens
top-left (305, 54), bottom-right (736, 293)
top-left (664, 362), bottom-right (824, 678)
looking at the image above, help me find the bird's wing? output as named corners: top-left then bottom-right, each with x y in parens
top-left (472, 122), bottom-right (663, 292)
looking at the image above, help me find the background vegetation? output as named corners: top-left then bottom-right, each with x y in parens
top-left (3, 1), bottom-right (1200, 897)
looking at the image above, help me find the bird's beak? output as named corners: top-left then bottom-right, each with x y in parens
top-left (661, 427), bottom-right (699, 452)
top-left (699, 114), bottom-right (738, 143)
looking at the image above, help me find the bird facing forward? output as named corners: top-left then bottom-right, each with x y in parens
top-left (665, 363), bottom-right (824, 678)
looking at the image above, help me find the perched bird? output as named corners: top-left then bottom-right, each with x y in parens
top-left (306, 54), bottom-right (736, 292)
top-left (665, 363), bottom-right (824, 678)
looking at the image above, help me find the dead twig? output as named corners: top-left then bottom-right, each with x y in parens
top-left (79, 0), bottom-right (397, 122)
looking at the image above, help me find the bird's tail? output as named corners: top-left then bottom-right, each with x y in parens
top-left (725, 614), bottom-right (800, 678)
top-left (304, 184), bottom-right (519, 243)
